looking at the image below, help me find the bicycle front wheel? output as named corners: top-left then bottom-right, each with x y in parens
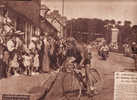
top-left (62, 72), bottom-right (83, 100)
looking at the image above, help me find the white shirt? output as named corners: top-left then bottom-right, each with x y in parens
top-left (23, 55), bottom-right (32, 67)
top-left (29, 41), bottom-right (36, 50)
top-left (33, 54), bottom-right (39, 68)
top-left (9, 54), bottom-right (19, 68)
top-left (100, 45), bottom-right (109, 51)
top-left (7, 40), bottom-right (15, 52)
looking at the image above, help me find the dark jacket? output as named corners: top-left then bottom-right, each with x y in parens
top-left (0, 59), bottom-right (7, 79)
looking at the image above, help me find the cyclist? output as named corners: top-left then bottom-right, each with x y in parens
top-left (75, 43), bottom-right (98, 95)
top-left (99, 41), bottom-right (109, 59)
top-left (82, 46), bottom-right (100, 95)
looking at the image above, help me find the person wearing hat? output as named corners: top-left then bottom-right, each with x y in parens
top-left (41, 37), bottom-right (50, 73)
top-left (36, 36), bottom-right (45, 73)
top-left (131, 42), bottom-right (137, 70)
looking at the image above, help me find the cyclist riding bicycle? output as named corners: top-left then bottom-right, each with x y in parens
top-left (98, 42), bottom-right (109, 60)
top-left (66, 43), bottom-right (98, 92)
top-left (82, 48), bottom-right (99, 94)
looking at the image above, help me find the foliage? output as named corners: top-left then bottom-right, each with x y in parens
top-left (65, 18), bottom-right (105, 43)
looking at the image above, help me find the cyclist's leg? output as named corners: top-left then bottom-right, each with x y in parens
top-left (85, 66), bottom-right (95, 92)
top-left (85, 66), bottom-right (102, 94)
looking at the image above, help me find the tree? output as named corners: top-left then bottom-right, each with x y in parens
top-left (131, 25), bottom-right (137, 42)
top-left (65, 18), bottom-right (104, 43)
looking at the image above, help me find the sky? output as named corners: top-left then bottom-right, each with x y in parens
top-left (42, 0), bottom-right (137, 25)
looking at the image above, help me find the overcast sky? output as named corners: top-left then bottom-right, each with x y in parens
top-left (42, 0), bottom-right (137, 25)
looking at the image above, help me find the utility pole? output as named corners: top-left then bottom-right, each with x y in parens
top-left (61, 0), bottom-right (64, 37)
top-left (62, 0), bottom-right (64, 16)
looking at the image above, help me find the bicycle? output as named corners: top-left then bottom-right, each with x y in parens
top-left (37, 58), bottom-right (103, 100)
top-left (61, 62), bottom-right (103, 100)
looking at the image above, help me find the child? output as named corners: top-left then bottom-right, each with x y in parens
top-left (23, 52), bottom-right (33, 76)
top-left (9, 53), bottom-right (19, 76)
top-left (32, 50), bottom-right (40, 75)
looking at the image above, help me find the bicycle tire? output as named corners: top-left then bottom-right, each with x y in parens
top-left (62, 72), bottom-right (83, 100)
top-left (61, 59), bottom-right (103, 100)
top-left (87, 68), bottom-right (103, 92)
top-left (61, 71), bottom-right (98, 100)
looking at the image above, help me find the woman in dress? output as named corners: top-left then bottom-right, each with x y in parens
top-left (41, 36), bottom-right (50, 73)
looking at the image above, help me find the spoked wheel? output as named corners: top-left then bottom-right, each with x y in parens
top-left (86, 68), bottom-right (103, 93)
top-left (62, 72), bottom-right (96, 100)
top-left (62, 67), bottom-right (104, 100)
top-left (62, 72), bottom-right (82, 100)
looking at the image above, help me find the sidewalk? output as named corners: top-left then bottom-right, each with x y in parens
top-left (0, 71), bottom-right (58, 100)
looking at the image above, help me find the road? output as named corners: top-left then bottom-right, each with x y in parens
top-left (45, 51), bottom-right (135, 100)
top-left (0, 72), bottom-right (58, 100)
top-left (92, 51), bottom-right (134, 100)
top-left (0, 50), bottom-right (135, 100)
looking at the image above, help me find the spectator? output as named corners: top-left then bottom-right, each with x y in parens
top-left (8, 51), bottom-right (19, 76)
top-left (0, 53), bottom-right (7, 79)
top-left (22, 52), bottom-right (33, 76)
top-left (37, 36), bottom-right (45, 72)
top-left (7, 37), bottom-right (16, 52)
top-left (32, 50), bottom-right (40, 75)
top-left (41, 36), bottom-right (50, 73)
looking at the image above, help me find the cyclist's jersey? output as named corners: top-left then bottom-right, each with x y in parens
top-left (83, 47), bottom-right (92, 65)
top-left (100, 45), bottom-right (109, 52)
top-left (83, 58), bottom-right (91, 65)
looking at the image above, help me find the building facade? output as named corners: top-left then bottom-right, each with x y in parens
top-left (46, 10), bottom-right (67, 37)
top-left (0, 0), bottom-right (41, 46)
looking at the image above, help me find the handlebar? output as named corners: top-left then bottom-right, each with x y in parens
top-left (57, 64), bottom-right (86, 73)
